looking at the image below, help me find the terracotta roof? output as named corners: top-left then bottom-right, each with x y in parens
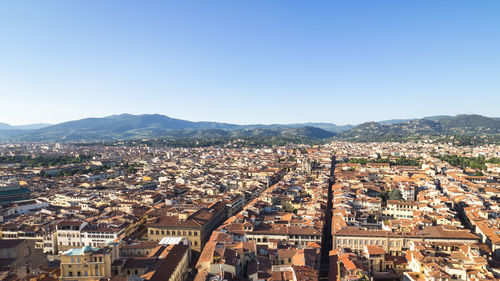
top-left (364, 245), bottom-right (385, 255)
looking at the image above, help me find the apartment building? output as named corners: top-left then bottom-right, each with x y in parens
top-left (56, 220), bottom-right (88, 252)
top-left (59, 243), bottom-right (119, 281)
top-left (333, 225), bottom-right (479, 256)
top-left (146, 201), bottom-right (226, 255)
top-left (383, 200), bottom-right (419, 219)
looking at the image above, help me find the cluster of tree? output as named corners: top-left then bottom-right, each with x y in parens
top-left (437, 155), bottom-right (500, 170)
top-left (431, 135), bottom-right (500, 146)
top-left (452, 135), bottom-right (488, 146)
top-left (0, 155), bottom-right (93, 167)
top-left (388, 188), bottom-right (403, 200)
top-left (271, 196), bottom-right (297, 213)
top-left (342, 133), bottom-right (500, 146)
top-left (40, 165), bottom-right (109, 178)
top-left (112, 136), bottom-right (327, 148)
top-left (346, 156), bottom-right (420, 166)
top-left (122, 162), bottom-right (144, 176)
top-left (378, 188), bottom-right (403, 204)
top-left (281, 201), bottom-right (296, 213)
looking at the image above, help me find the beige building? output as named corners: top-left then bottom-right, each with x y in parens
top-left (383, 200), bottom-right (419, 219)
top-left (59, 243), bottom-right (119, 281)
top-left (333, 225), bottom-right (479, 256)
top-left (146, 202), bottom-right (226, 255)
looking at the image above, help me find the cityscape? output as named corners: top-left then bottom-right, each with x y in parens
top-left (0, 124), bottom-right (499, 281)
top-left (1, 1), bottom-right (500, 281)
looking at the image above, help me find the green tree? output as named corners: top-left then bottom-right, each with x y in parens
top-left (388, 188), bottom-right (402, 200)
top-left (282, 201), bottom-right (294, 212)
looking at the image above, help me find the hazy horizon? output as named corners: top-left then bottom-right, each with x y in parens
top-left (2, 112), bottom-right (499, 128)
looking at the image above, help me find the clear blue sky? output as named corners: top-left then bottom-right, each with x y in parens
top-left (1, 1), bottom-right (499, 126)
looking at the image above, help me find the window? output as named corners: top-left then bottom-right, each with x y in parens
top-left (69, 271), bottom-right (73, 277)
top-left (150, 230), bottom-right (153, 234)
top-left (77, 271), bottom-right (81, 276)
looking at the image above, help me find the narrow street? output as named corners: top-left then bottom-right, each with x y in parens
top-left (319, 156), bottom-right (335, 280)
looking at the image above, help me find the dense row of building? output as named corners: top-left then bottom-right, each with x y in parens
top-left (0, 140), bottom-right (499, 281)
top-left (327, 141), bottom-right (499, 281)
top-left (0, 143), bottom-right (295, 280)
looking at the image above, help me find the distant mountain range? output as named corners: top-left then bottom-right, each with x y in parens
top-left (0, 123), bottom-right (51, 130)
top-left (0, 114), bottom-right (498, 142)
top-left (341, 114), bottom-right (500, 141)
top-left (0, 114), bottom-right (344, 142)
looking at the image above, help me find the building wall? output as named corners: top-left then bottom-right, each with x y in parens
top-left (81, 230), bottom-right (121, 247)
top-left (148, 226), bottom-right (202, 252)
top-left (383, 202), bottom-right (418, 219)
top-left (333, 234), bottom-right (478, 255)
top-left (169, 248), bottom-right (190, 281)
top-left (246, 233), bottom-right (321, 246)
top-left (0, 240), bottom-right (47, 278)
top-left (59, 246), bottom-right (118, 281)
